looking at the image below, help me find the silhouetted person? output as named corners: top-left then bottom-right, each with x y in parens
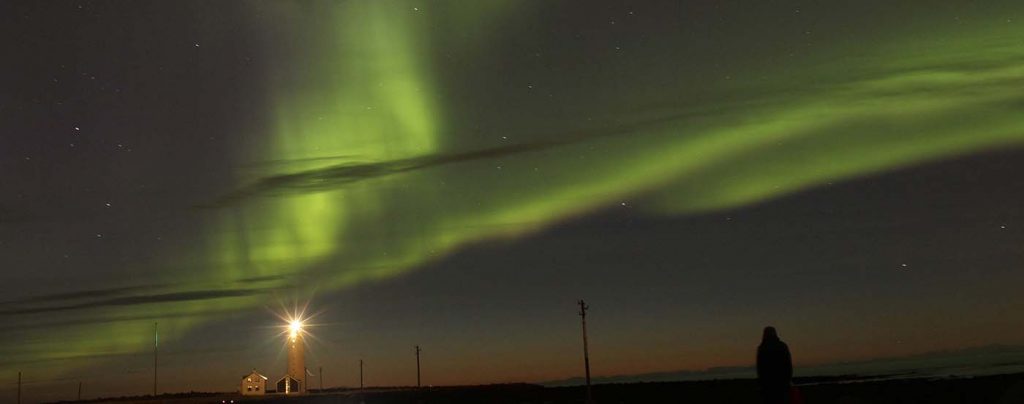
top-left (757, 326), bottom-right (793, 404)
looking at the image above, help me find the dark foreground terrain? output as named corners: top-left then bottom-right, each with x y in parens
top-left (58, 372), bottom-right (1024, 404)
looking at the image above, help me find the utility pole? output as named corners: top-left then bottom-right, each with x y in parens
top-left (359, 359), bottom-right (364, 389)
top-left (153, 322), bottom-right (159, 397)
top-left (78, 381), bottom-right (82, 401)
top-left (319, 366), bottom-right (323, 393)
top-left (578, 299), bottom-right (593, 404)
top-left (17, 371), bottom-right (21, 404)
top-left (415, 345), bottom-right (422, 388)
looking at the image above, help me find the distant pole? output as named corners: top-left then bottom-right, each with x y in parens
top-left (77, 381), bottom-right (82, 401)
top-left (17, 371), bottom-right (21, 404)
top-left (319, 366), bottom-right (323, 393)
top-left (153, 322), bottom-right (158, 397)
top-left (578, 299), bottom-right (593, 404)
top-left (415, 345), bottom-right (422, 388)
top-left (359, 359), bottom-right (364, 389)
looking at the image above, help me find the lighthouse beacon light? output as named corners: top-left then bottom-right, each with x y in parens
top-left (288, 320), bottom-right (302, 338)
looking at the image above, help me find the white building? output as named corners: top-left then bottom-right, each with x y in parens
top-left (240, 370), bottom-right (268, 396)
top-left (277, 375), bottom-right (301, 394)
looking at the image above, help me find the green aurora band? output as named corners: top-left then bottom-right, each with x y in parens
top-left (4, 1), bottom-right (1024, 381)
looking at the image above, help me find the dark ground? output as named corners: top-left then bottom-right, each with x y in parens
top-left (56, 373), bottom-right (1024, 404)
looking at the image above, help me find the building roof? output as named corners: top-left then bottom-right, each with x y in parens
top-left (242, 370), bottom-right (268, 380)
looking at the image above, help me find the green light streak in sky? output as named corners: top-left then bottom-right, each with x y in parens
top-left (219, 1), bottom-right (449, 284)
top-left (219, 0), bottom-right (1024, 330)
top-left (5, 2), bottom-right (1024, 380)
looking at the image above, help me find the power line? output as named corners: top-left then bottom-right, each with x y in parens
top-left (415, 345), bottom-right (422, 388)
top-left (153, 322), bottom-right (158, 397)
top-left (578, 299), bottom-right (593, 404)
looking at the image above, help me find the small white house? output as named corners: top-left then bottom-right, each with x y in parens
top-left (240, 369), bottom-right (268, 396)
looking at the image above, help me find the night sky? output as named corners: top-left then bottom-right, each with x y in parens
top-left (3, 0), bottom-right (1024, 401)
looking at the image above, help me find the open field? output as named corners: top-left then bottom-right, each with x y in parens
top-left (54, 372), bottom-right (1024, 404)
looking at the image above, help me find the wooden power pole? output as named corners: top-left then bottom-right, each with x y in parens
top-left (319, 366), bottom-right (323, 392)
top-left (17, 371), bottom-right (21, 404)
top-left (359, 359), bottom-right (364, 389)
top-left (78, 381), bottom-right (82, 401)
top-left (415, 345), bottom-right (422, 387)
top-left (153, 322), bottom-right (158, 397)
top-left (578, 299), bottom-right (593, 404)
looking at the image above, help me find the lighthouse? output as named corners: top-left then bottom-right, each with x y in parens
top-left (287, 320), bottom-right (306, 392)
top-left (277, 320), bottom-right (306, 394)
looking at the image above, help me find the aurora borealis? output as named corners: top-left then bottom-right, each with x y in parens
top-left (3, 0), bottom-right (1024, 401)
